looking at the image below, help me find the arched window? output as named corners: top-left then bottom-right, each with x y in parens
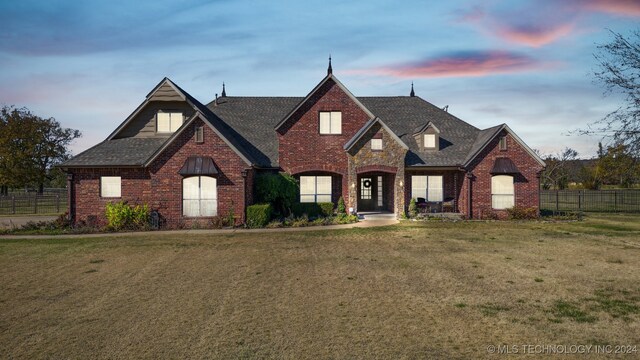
top-left (491, 175), bottom-right (514, 209)
top-left (183, 176), bottom-right (217, 217)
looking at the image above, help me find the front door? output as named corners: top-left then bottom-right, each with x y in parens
top-left (358, 175), bottom-right (383, 211)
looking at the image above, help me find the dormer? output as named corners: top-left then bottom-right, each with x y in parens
top-left (413, 122), bottom-right (440, 151)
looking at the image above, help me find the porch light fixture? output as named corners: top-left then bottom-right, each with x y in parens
top-left (351, 182), bottom-right (355, 188)
top-left (399, 180), bottom-right (404, 187)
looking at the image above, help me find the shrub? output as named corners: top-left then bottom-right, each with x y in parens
top-left (255, 173), bottom-right (298, 216)
top-left (291, 214), bottom-right (310, 227)
top-left (105, 201), bottom-right (150, 231)
top-left (246, 203), bottom-right (273, 228)
top-left (209, 216), bottom-right (224, 229)
top-left (480, 209), bottom-right (499, 220)
top-left (408, 198), bottom-right (418, 218)
top-left (337, 196), bottom-right (347, 215)
top-left (291, 202), bottom-right (333, 218)
top-left (506, 206), bottom-right (539, 220)
top-left (225, 201), bottom-right (236, 227)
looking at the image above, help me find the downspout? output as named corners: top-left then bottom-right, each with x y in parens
top-left (241, 169), bottom-right (249, 225)
top-left (66, 172), bottom-right (75, 225)
top-left (466, 172), bottom-right (473, 219)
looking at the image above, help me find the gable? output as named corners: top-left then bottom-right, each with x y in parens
top-left (275, 75), bottom-right (374, 134)
top-left (148, 82), bottom-right (185, 101)
top-left (113, 101), bottom-right (195, 139)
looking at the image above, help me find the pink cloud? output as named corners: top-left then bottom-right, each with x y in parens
top-left (350, 51), bottom-right (550, 79)
top-left (492, 23), bottom-right (575, 47)
top-left (574, 0), bottom-right (640, 17)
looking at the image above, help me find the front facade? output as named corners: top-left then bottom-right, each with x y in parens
top-left (61, 64), bottom-right (545, 227)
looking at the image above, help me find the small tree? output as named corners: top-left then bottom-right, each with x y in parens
top-left (337, 196), bottom-right (347, 215)
top-left (254, 172), bottom-right (298, 216)
top-left (408, 198), bottom-right (418, 218)
top-left (540, 147), bottom-right (578, 190)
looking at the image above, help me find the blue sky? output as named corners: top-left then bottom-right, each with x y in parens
top-left (1, 0), bottom-right (638, 158)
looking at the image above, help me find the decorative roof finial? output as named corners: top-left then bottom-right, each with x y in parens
top-left (328, 55), bottom-right (333, 75)
top-left (410, 82), bottom-right (415, 97)
top-left (221, 82), bottom-right (227, 97)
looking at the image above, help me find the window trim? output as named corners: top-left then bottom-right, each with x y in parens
top-left (299, 175), bottom-right (332, 203)
top-left (182, 175), bottom-right (218, 217)
top-left (156, 111), bottom-right (184, 134)
top-left (318, 111), bottom-right (342, 135)
top-left (491, 175), bottom-right (515, 210)
top-left (100, 176), bottom-right (121, 198)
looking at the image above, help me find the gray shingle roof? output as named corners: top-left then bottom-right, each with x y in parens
top-left (207, 97), bottom-right (303, 168)
top-left (61, 137), bottom-right (167, 167)
top-left (64, 81), bottom-right (507, 169)
top-left (208, 95), bottom-right (486, 167)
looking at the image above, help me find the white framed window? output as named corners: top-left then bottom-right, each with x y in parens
top-left (300, 176), bottom-right (332, 203)
top-left (371, 138), bottom-right (382, 150)
top-left (183, 176), bottom-right (217, 217)
top-left (157, 111), bottom-right (183, 133)
top-left (100, 176), bottom-right (121, 198)
top-left (492, 175), bottom-right (514, 209)
top-left (411, 175), bottom-right (443, 202)
top-left (424, 134), bottom-right (436, 148)
top-left (319, 111), bottom-right (342, 134)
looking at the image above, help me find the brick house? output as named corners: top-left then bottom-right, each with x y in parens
top-left (61, 63), bottom-right (545, 227)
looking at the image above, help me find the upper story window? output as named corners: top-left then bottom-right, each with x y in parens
top-left (157, 111), bottom-right (183, 133)
top-left (424, 134), bottom-right (436, 149)
top-left (499, 136), bottom-right (507, 151)
top-left (371, 138), bottom-right (382, 151)
top-left (319, 111), bottom-right (342, 135)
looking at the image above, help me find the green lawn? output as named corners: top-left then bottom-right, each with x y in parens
top-left (1, 214), bottom-right (639, 359)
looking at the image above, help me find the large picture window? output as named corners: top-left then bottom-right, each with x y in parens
top-left (319, 111), bottom-right (342, 134)
top-left (300, 176), bottom-right (332, 203)
top-left (183, 176), bottom-right (217, 217)
top-left (492, 175), bottom-right (514, 209)
top-left (411, 175), bottom-right (443, 202)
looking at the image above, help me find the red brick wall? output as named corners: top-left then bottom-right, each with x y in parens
top-left (71, 118), bottom-right (251, 228)
top-left (71, 168), bottom-right (151, 227)
top-left (459, 130), bottom-right (544, 219)
top-left (277, 78), bottom-right (370, 208)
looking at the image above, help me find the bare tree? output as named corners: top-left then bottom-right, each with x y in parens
top-left (584, 29), bottom-right (640, 154)
top-left (541, 147), bottom-right (579, 190)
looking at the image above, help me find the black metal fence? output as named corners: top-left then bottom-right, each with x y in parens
top-left (0, 189), bottom-right (67, 215)
top-left (541, 190), bottom-right (640, 213)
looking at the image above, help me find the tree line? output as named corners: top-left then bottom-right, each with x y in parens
top-left (0, 105), bottom-right (80, 195)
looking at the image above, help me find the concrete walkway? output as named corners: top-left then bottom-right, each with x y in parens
top-left (0, 218), bottom-right (399, 240)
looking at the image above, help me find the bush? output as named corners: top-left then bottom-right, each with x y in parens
top-left (506, 206), bottom-right (539, 220)
top-left (337, 196), bottom-right (347, 215)
top-left (291, 202), bottom-right (334, 218)
top-left (255, 173), bottom-right (298, 216)
top-left (408, 198), bottom-right (418, 218)
top-left (209, 216), bottom-right (224, 229)
top-left (105, 201), bottom-right (150, 231)
top-left (246, 203), bottom-right (273, 228)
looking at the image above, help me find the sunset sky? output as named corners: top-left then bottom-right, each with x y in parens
top-left (1, 0), bottom-right (638, 158)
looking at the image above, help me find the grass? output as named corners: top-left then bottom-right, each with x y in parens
top-left (1, 213), bottom-right (639, 358)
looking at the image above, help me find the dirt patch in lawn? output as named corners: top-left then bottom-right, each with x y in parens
top-left (1, 214), bottom-right (639, 359)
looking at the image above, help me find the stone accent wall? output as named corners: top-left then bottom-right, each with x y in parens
top-left (459, 130), bottom-right (544, 219)
top-left (347, 122), bottom-right (407, 216)
top-left (277, 78), bottom-right (370, 209)
top-left (71, 118), bottom-right (251, 228)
